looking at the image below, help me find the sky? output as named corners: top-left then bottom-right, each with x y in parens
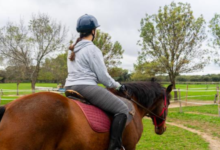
top-left (0, 0), bottom-right (220, 75)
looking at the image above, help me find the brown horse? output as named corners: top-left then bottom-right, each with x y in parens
top-left (0, 81), bottom-right (172, 150)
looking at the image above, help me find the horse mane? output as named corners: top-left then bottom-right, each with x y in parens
top-left (123, 81), bottom-right (170, 108)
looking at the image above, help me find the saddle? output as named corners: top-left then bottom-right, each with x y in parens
top-left (65, 90), bottom-right (135, 133)
top-left (65, 90), bottom-right (90, 104)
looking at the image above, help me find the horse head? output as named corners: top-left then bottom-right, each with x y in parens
top-left (148, 84), bottom-right (172, 135)
top-left (121, 81), bottom-right (172, 135)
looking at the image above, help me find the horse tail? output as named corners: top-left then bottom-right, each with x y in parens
top-left (0, 106), bottom-right (5, 122)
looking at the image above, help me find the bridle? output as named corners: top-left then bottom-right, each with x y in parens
top-left (152, 91), bottom-right (167, 129)
top-left (123, 90), bottom-right (168, 129)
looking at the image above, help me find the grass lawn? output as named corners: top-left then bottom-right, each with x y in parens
top-left (0, 96), bottom-right (19, 105)
top-left (169, 105), bottom-right (219, 115)
top-left (167, 112), bottom-right (220, 139)
top-left (137, 119), bottom-right (209, 150)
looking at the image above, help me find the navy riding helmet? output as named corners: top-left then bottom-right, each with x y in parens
top-left (76, 14), bottom-right (100, 33)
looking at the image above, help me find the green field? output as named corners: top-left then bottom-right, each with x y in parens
top-left (1, 83), bottom-right (219, 102)
top-left (163, 84), bottom-right (219, 101)
top-left (169, 105), bottom-right (219, 115)
top-left (167, 110), bottom-right (220, 139)
top-left (0, 83), bottom-right (219, 105)
top-left (137, 119), bottom-right (209, 150)
top-left (0, 83), bottom-right (58, 89)
top-left (0, 83), bottom-right (58, 95)
top-left (0, 83), bottom-right (59, 105)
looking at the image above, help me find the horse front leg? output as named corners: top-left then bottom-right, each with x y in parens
top-left (123, 120), bottom-right (142, 150)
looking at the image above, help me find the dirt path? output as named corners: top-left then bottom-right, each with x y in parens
top-left (166, 122), bottom-right (220, 150)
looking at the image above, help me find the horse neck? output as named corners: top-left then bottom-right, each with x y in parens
top-left (131, 102), bottom-right (150, 136)
top-left (128, 104), bottom-right (143, 140)
top-left (131, 96), bottom-right (149, 118)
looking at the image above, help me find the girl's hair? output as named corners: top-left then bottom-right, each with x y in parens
top-left (69, 31), bottom-right (93, 61)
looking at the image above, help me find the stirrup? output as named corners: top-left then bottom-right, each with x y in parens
top-left (121, 146), bottom-right (125, 150)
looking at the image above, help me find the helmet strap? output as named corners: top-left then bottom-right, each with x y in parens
top-left (91, 30), bottom-right (96, 41)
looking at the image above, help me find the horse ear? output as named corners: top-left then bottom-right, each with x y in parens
top-left (151, 78), bottom-right (155, 82)
top-left (166, 84), bottom-right (172, 94)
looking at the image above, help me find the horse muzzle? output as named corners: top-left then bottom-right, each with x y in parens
top-left (155, 124), bottom-right (167, 135)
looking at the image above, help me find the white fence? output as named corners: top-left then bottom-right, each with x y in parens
top-left (172, 86), bottom-right (220, 117)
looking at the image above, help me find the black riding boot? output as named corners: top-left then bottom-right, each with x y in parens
top-left (108, 113), bottom-right (127, 150)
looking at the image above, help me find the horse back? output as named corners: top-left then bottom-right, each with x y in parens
top-left (0, 92), bottom-right (111, 150)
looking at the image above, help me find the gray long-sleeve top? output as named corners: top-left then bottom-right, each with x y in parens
top-left (65, 39), bottom-right (120, 88)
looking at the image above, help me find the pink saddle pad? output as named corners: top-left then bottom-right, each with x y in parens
top-left (73, 100), bottom-right (111, 133)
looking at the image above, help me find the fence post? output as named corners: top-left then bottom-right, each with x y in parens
top-left (178, 88), bottom-right (182, 113)
top-left (1, 89), bottom-right (3, 96)
top-left (206, 85), bottom-right (209, 90)
top-left (185, 84), bottom-right (188, 106)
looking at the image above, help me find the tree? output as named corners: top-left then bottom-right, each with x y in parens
top-left (138, 2), bottom-right (208, 100)
top-left (131, 53), bottom-right (166, 81)
top-left (0, 21), bottom-right (31, 77)
top-left (37, 58), bottom-right (55, 82)
top-left (28, 14), bottom-right (67, 91)
top-left (5, 63), bottom-right (26, 95)
top-left (108, 67), bottom-right (130, 82)
top-left (0, 70), bottom-right (6, 83)
top-left (38, 52), bottom-right (68, 87)
top-left (209, 14), bottom-right (220, 65)
top-left (93, 30), bottom-right (124, 69)
top-left (0, 14), bottom-right (67, 92)
top-left (0, 56), bottom-right (4, 66)
top-left (0, 56), bottom-right (5, 83)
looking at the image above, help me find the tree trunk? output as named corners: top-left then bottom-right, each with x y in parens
top-left (169, 74), bottom-right (178, 101)
top-left (31, 79), bottom-right (36, 93)
top-left (16, 82), bottom-right (19, 96)
top-left (61, 80), bottom-right (65, 88)
top-left (171, 79), bottom-right (178, 101)
top-left (31, 65), bottom-right (40, 93)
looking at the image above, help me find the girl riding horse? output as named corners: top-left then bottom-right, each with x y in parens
top-left (65, 14), bottom-right (128, 150)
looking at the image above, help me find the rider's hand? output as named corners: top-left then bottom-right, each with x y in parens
top-left (116, 84), bottom-right (127, 92)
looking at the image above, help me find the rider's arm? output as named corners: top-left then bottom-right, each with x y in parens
top-left (88, 46), bottom-right (120, 89)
